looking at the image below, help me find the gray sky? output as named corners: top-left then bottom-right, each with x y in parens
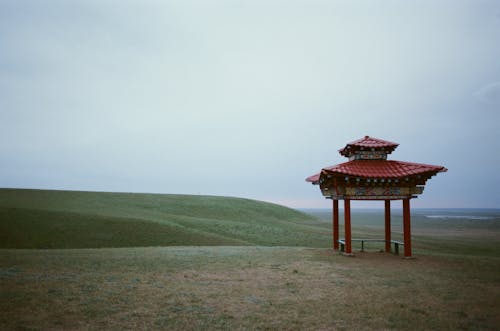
top-left (1, 0), bottom-right (499, 208)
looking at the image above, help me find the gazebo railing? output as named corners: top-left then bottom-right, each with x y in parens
top-left (338, 238), bottom-right (404, 255)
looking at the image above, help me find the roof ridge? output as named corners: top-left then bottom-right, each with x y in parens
top-left (346, 136), bottom-right (399, 147)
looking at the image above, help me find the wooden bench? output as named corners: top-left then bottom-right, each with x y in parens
top-left (338, 239), bottom-right (404, 255)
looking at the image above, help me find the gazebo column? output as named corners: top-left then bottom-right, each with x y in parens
top-left (333, 199), bottom-right (339, 250)
top-left (344, 199), bottom-right (352, 254)
top-left (384, 200), bottom-right (391, 253)
top-left (403, 198), bottom-right (412, 257)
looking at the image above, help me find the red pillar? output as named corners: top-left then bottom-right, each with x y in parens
top-left (333, 199), bottom-right (339, 250)
top-left (344, 199), bottom-right (352, 254)
top-left (384, 200), bottom-right (391, 253)
top-left (403, 198), bottom-right (412, 257)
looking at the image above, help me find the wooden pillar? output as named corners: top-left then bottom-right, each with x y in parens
top-left (344, 199), bottom-right (352, 254)
top-left (403, 198), bottom-right (412, 257)
top-left (333, 199), bottom-right (339, 250)
top-left (384, 200), bottom-right (391, 253)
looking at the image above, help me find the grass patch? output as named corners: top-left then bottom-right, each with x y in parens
top-left (1, 247), bottom-right (499, 330)
top-left (1, 189), bottom-right (500, 329)
top-left (0, 188), bottom-right (329, 248)
top-left (0, 208), bottom-right (247, 248)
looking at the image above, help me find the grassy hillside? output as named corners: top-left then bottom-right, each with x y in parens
top-left (2, 189), bottom-right (500, 329)
top-left (0, 188), bottom-right (330, 248)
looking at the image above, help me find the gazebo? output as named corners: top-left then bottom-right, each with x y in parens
top-left (306, 136), bottom-right (447, 257)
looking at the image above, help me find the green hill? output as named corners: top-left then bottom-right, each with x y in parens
top-left (0, 188), bottom-right (330, 248)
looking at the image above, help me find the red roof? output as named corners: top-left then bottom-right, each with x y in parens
top-left (306, 160), bottom-right (447, 183)
top-left (346, 136), bottom-right (399, 149)
top-left (339, 136), bottom-right (399, 156)
top-left (306, 173), bottom-right (321, 183)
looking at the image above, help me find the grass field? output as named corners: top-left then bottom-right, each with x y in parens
top-left (0, 188), bottom-right (328, 248)
top-left (1, 189), bottom-right (500, 330)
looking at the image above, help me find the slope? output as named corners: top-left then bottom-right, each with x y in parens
top-left (0, 188), bottom-right (330, 248)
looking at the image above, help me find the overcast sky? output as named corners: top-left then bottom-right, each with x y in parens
top-left (1, 0), bottom-right (499, 209)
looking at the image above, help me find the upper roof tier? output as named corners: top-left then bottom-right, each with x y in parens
top-left (339, 136), bottom-right (399, 159)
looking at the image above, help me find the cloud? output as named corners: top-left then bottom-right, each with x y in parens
top-left (474, 82), bottom-right (500, 105)
top-left (1, 0), bottom-right (500, 208)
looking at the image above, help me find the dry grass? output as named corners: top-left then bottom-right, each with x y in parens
top-left (1, 246), bottom-right (499, 330)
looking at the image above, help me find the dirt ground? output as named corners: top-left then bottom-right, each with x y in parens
top-left (1, 246), bottom-right (499, 330)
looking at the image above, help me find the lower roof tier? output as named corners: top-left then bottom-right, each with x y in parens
top-left (306, 159), bottom-right (447, 184)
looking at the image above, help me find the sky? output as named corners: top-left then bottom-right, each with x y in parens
top-left (1, 0), bottom-right (499, 209)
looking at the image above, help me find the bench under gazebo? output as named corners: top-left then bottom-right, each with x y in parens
top-left (306, 136), bottom-right (447, 257)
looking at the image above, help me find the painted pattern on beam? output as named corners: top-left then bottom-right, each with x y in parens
top-left (321, 186), bottom-right (424, 199)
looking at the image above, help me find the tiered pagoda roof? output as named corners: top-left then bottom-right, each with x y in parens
top-left (306, 136), bottom-right (447, 200)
